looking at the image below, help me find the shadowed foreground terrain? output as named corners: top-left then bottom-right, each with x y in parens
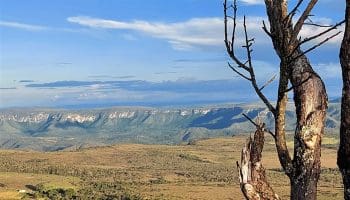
top-left (0, 135), bottom-right (343, 199)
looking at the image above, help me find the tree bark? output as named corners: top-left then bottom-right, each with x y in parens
top-left (289, 53), bottom-right (327, 200)
top-left (338, 1), bottom-right (350, 199)
top-left (290, 52), bottom-right (328, 200)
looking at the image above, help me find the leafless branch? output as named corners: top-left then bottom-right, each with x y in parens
top-left (242, 113), bottom-right (258, 127)
top-left (231, 3), bottom-right (237, 53)
top-left (259, 74), bottom-right (277, 91)
top-left (224, 0), bottom-right (250, 72)
top-left (291, 0), bottom-right (318, 45)
top-left (262, 20), bottom-right (272, 38)
top-left (283, 74), bottom-right (312, 93)
top-left (228, 62), bottom-right (251, 81)
top-left (305, 20), bottom-right (344, 42)
top-left (292, 31), bottom-right (342, 61)
top-left (287, 19), bottom-right (344, 60)
top-left (243, 16), bottom-right (254, 70)
top-left (303, 22), bottom-right (333, 28)
top-left (242, 113), bottom-right (276, 139)
top-left (301, 20), bottom-right (344, 44)
top-left (285, 0), bottom-right (304, 24)
top-left (224, 0), bottom-right (276, 115)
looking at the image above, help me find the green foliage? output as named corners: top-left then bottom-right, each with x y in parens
top-left (76, 181), bottom-right (143, 200)
top-left (21, 183), bottom-right (77, 200)
top-left (21, 182), bottom-right (143, 200)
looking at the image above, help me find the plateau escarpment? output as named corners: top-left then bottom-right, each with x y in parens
top-left (0, 103), bottom-right (340, 151)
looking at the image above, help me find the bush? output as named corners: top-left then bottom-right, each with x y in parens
top-left (26, 183), bottom-right (78, 200)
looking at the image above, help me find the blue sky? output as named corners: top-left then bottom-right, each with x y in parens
top-left (0, 0), bottom-right (345, 108)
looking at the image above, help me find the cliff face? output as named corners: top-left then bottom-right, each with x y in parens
top-left (0, 103), bottom-right (340, 151)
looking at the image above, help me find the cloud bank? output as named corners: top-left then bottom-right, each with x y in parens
top-left (67, 15), bottom-right (342, 51)
top-left (67, 16), bottom-right (224, 50)
top-left (0, 21), bottom-right (48, 31)
top-left (67, 16), bottom-right (269, 50)
top-left (13, 79), bottom-right (272, 108)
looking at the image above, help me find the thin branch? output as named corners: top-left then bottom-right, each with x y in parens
top-left (292, 31), bottom-right (342, 61)
top-left (297, 20), bottom-right (345, 49)
top-left (262, 20), bottom-right (272, 38)
top-left (224, 0), bottom-right (250, 72)
top-left (283, 74), bottom-right (312, 93)
top-left (303, 22), bottom-right (333, 28)
top-left (224, 0), bottom-right (276, 115)
top-left (259, 74), bottom-right (277, 91)
top-left (231, 2), bottom-right (237, 53)
top-left (243, 16), bottom-right (253, 70)
top-left (285, 0), bottom-right (304, 24)
top-left (224, 1), bottom-right (231, 51)
top-left (287, 19), bottom-right (344, 61)
top-left (291, 0), bottom-right (318, 45)
top-left (242, 113), bottom-right (276, 139)
top-left (242, 15), bottom-right (276, 114)
top-left (252, 84), bottom-right (276, 115)
top-left (242, 113), bottom-right (258, 127)
top-left (228, 62), bottom-right (251, 81)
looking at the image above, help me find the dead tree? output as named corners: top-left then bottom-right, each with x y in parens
top-left (338, 1), bottom-right (350, 199)
top-left (237, 116), bottom-right (281, 200)
top-left (224, 0), bottom-right (343, 199)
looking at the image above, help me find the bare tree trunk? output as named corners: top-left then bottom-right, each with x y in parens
top-left (338, 1), bottom-right (350, 199)
top-left (263, 0), bottom-right (328, 198)
top-left (274, 64), bottom-right (293, 176)
top-left (289, 54), bottom-right (327, 200)
top-left (237, 123), bottom-right (280, 200)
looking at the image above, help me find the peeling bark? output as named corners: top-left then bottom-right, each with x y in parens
top-left (289, 54), bottom-right (327, 200)
top-left (237, 124), bottom-right (281, 200)
top-left (338, 1), bottom-right (350, 199)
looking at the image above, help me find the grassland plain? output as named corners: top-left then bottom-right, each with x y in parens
top-left (0, 134), bottom-right (343, 199)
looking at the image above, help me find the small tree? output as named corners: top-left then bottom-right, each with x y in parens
top-left (338, 0), bottom-right (350, 199)
top-left (224, 0), bottom-right (343, 199)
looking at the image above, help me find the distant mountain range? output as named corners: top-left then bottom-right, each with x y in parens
top-left (0, 102), bottom-right (340, 151)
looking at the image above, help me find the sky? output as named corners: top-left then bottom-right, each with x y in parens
top-left (0, 0), bottom-right (346, 108)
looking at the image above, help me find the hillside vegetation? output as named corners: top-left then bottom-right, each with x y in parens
top-left (0, 135), bottom-right (343, 199)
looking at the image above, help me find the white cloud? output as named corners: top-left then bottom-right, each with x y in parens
top-left (67, 16), bottom-right (223, 49)
top-left (67, 16), bottom-right (269, 50)
top-left (67, 15), bottom-right (342, 51)
top-left (239, 0), bottom-right (264, 5)
top-left (299, 17), bottom-right (344, 45)
top-left (314, 62), bottom-right (341, 79)
top-left (0, 21), bottom-right (48, 31)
